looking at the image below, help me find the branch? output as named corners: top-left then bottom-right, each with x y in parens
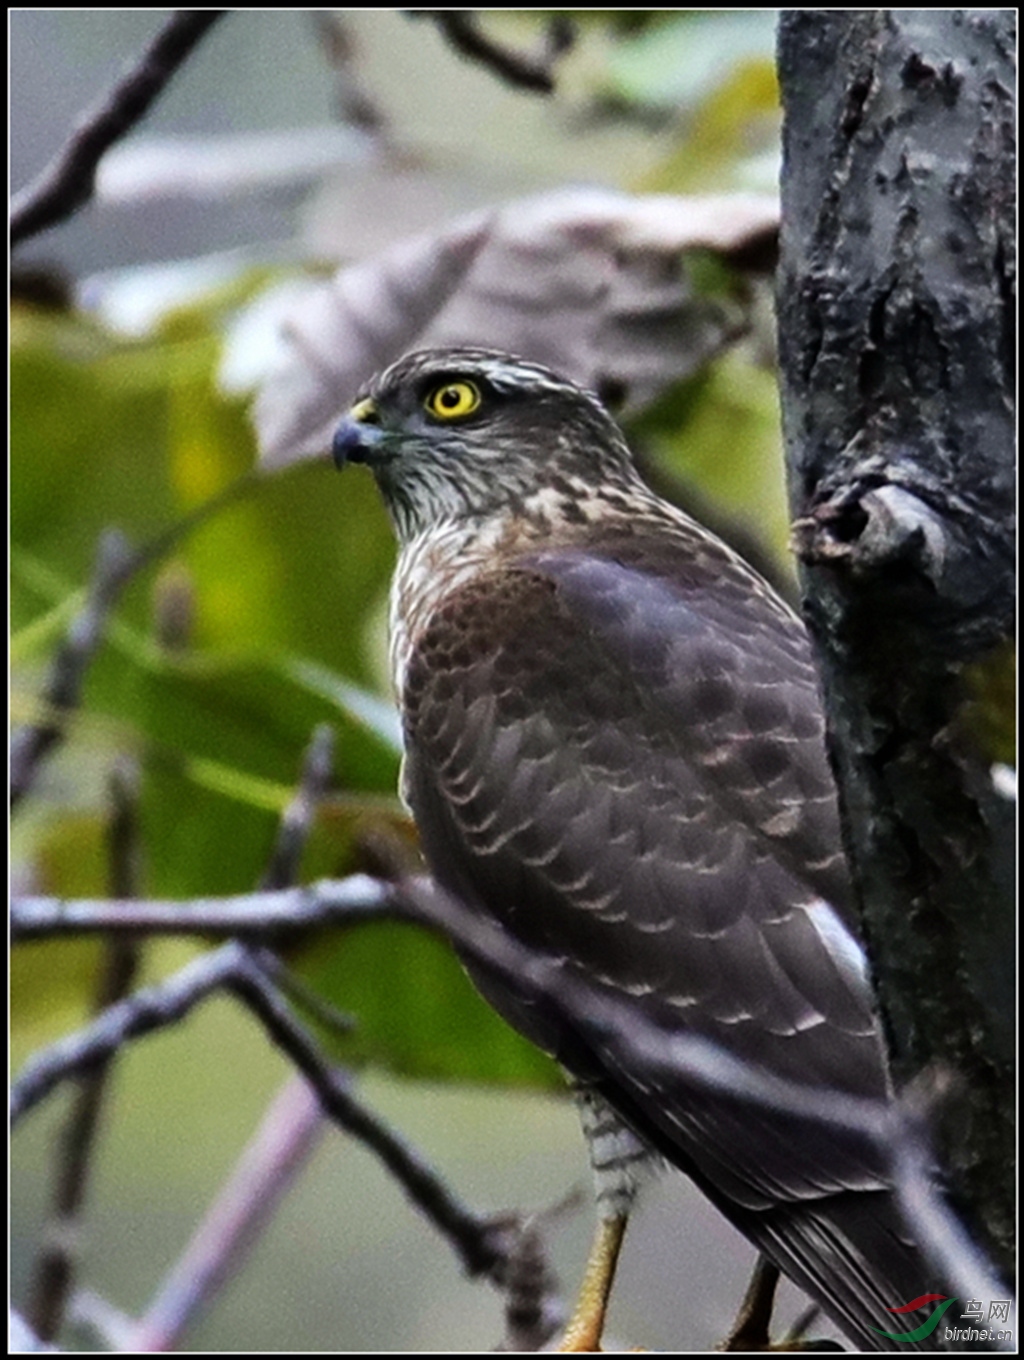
top-left (0, 875), bottom-right (991, 1159)
top-left (10, 10), bottom-right (227, 247)
top-left (403, 879), bottom-right (1012, 1326)
top-left (127, 727), bottom-right (337, 1348)
top-left (14, 730), bottom-right (563, 1333)
top-left (889, 1084), bottom-right (1012, 1335)
top-left (409, 11), bottom-right (574, 94)
top-left (11, 936), bottom-right (525, 1297)
top-left (494, 1193), bottom-right (578, 1351)
top-left (261, 723), bottom-right (335, 890)
top-left (11, 875), bottom-right (397, 942)
top-left (11, 530), bottom-right (136, 808)
top-left (12, 873), bottom-right (1011, 1325)
top-left (0, 875), bottom-right (991, 1148)
top-left (10, 1310), bottom-right (58, 1354)
top-left (28, 762), bottom-right (144, 1341)
top-left (12, 942), bottom-right (247, 1123)
top-left (129, 1075), bottom-right (325, 1351)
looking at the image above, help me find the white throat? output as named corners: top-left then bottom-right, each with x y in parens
top-left (389, 513), bottom-right (510, 701)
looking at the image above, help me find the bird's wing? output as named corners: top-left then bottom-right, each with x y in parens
top-left (401, 527), bottom-right (892, 1214)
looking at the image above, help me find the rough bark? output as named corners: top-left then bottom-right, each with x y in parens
top-left (776, 9), bottom-right (1015, 1280)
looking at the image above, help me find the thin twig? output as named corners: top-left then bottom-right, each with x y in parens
top-left (261, 724), bottom-right (335, 891)
top-left (127, 470), bottom-right (261, 576)
top-left (11, 943), bottom-right (248, 1123)
top-left (11, 938), bottom-right (518, 1288)
top-left (11, 875), bottom-right (398, 941)
top-left (129, 1075), bottom-right (325, 1351)
top-left (223, 950), bottom-right (515, 1281)
top-left (11, 530), bottom-right (136, 808)
top-left (313, 13), bottom-right (389, 134)
top-left (28, 762), bottom-right (144, 1341)
top-left (12, 872), bottom-right (1010, 1316)
top-left (410, 11), bottom-right (574, 94)
top-left (12, 476), bottom-right (262, 812)
top-left (494, 1193), bottom-right (580, 1351)
top-left (890, 1089), bottom-right (1013, 1330)
top-left (11, 10), bottom-right (227, 246)
top-left (128, 726), bottom-right (336, 1348)
top-left (250, 946), bottom-right (355, 1039)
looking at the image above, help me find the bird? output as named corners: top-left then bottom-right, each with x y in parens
top-left (330, 346), bottom-right (947, 1351)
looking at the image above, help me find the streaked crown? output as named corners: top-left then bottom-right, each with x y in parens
top-left (332, 348), bottom-right (643, 542)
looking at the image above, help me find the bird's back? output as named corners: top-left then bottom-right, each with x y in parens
top-left (398, 521), bottom-right (948, 1350)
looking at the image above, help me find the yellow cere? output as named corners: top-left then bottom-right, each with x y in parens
top-left (351, 397), bottom-right (378, 423)
top-left (425, 380), bottom-right (482, 420)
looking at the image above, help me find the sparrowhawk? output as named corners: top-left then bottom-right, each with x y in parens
top-left (331, 347), bottom-right (946, 1351)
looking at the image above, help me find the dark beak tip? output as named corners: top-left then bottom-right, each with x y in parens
top-left (332, 418), bottom-right (368, 470)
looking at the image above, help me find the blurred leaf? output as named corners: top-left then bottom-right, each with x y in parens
top-left (11, 300), bottom-right (564, 1091)
top-left (285, 657), bottom-right (403, 755)
top-left (11, 550), bottom-right (99, 666)
top-left (630, 348), bottom-right (791, 569)
top-left (10, 811), bottom-right (198, 1059)
top-left (639, 58), bottom-right (781, 194)
top-left (601, 10), bottom-right (778, 111)
top-left (108, 654), bottom-right (399, 894)
top-left (960, 640), bottom-right (1016, 768)
top-left (96, 127), bottom-right (370, 205)
top-left (12, 58), bottom-right (788, 1103)
top-left (253, 187), bottom-right (777, 466)
top-left (11, 937), bottom-right (107, 1057)
top-left (297, 921), bottom-right (561, 1089)
top-left (11, 310), bottom-right (182, 607)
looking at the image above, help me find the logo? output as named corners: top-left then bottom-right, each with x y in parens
top-left (871, 1294), bottom-right (958, 1344)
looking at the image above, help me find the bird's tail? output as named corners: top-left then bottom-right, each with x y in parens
top-left (756, 1191), bottom-right (986, 1352)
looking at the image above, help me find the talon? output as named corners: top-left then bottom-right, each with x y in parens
top-left (720, 1258), bottom-right (843, 1351)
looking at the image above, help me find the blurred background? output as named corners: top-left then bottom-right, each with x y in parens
top-left (12, 10), bottom-right (843, 1350)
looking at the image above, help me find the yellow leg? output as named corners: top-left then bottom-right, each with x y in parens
top-left (559, 1213), bottom-right (629, 1352)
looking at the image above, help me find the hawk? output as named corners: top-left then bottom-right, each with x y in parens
top-left (331, 347), bottom-right (943, 1351)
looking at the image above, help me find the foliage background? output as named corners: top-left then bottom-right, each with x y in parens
top-left (11, 10), bottom-right (838, 1350)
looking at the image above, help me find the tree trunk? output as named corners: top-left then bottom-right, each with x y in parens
top-left (776, 9), bottom-right (1015, 1281)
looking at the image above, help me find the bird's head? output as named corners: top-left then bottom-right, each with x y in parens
top-left (332, 348), bottom-right (642, 543)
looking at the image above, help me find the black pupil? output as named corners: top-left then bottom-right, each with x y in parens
top-left (440, 388), bottom-right (460, 408)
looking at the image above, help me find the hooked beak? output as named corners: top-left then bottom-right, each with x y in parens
top-left (332, 397), bottom-right (385, 470)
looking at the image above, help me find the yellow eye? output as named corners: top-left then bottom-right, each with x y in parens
top-left (424, 380), bottom-right (482, 421)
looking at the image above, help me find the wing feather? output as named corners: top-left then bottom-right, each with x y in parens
top-left (401, 533), bottom-right (891, 1216)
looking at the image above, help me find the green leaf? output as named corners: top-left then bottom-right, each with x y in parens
top-left (296, 920), bottom-right (562, 1089)
top-left (12, 300), bottom-right (564, 1091)
top-left (630, 349), bottom-right (792, 571)
top-left (284, 657), bottom-right (403, 755)
top-left (604, 9), bottom-right (778, 111)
